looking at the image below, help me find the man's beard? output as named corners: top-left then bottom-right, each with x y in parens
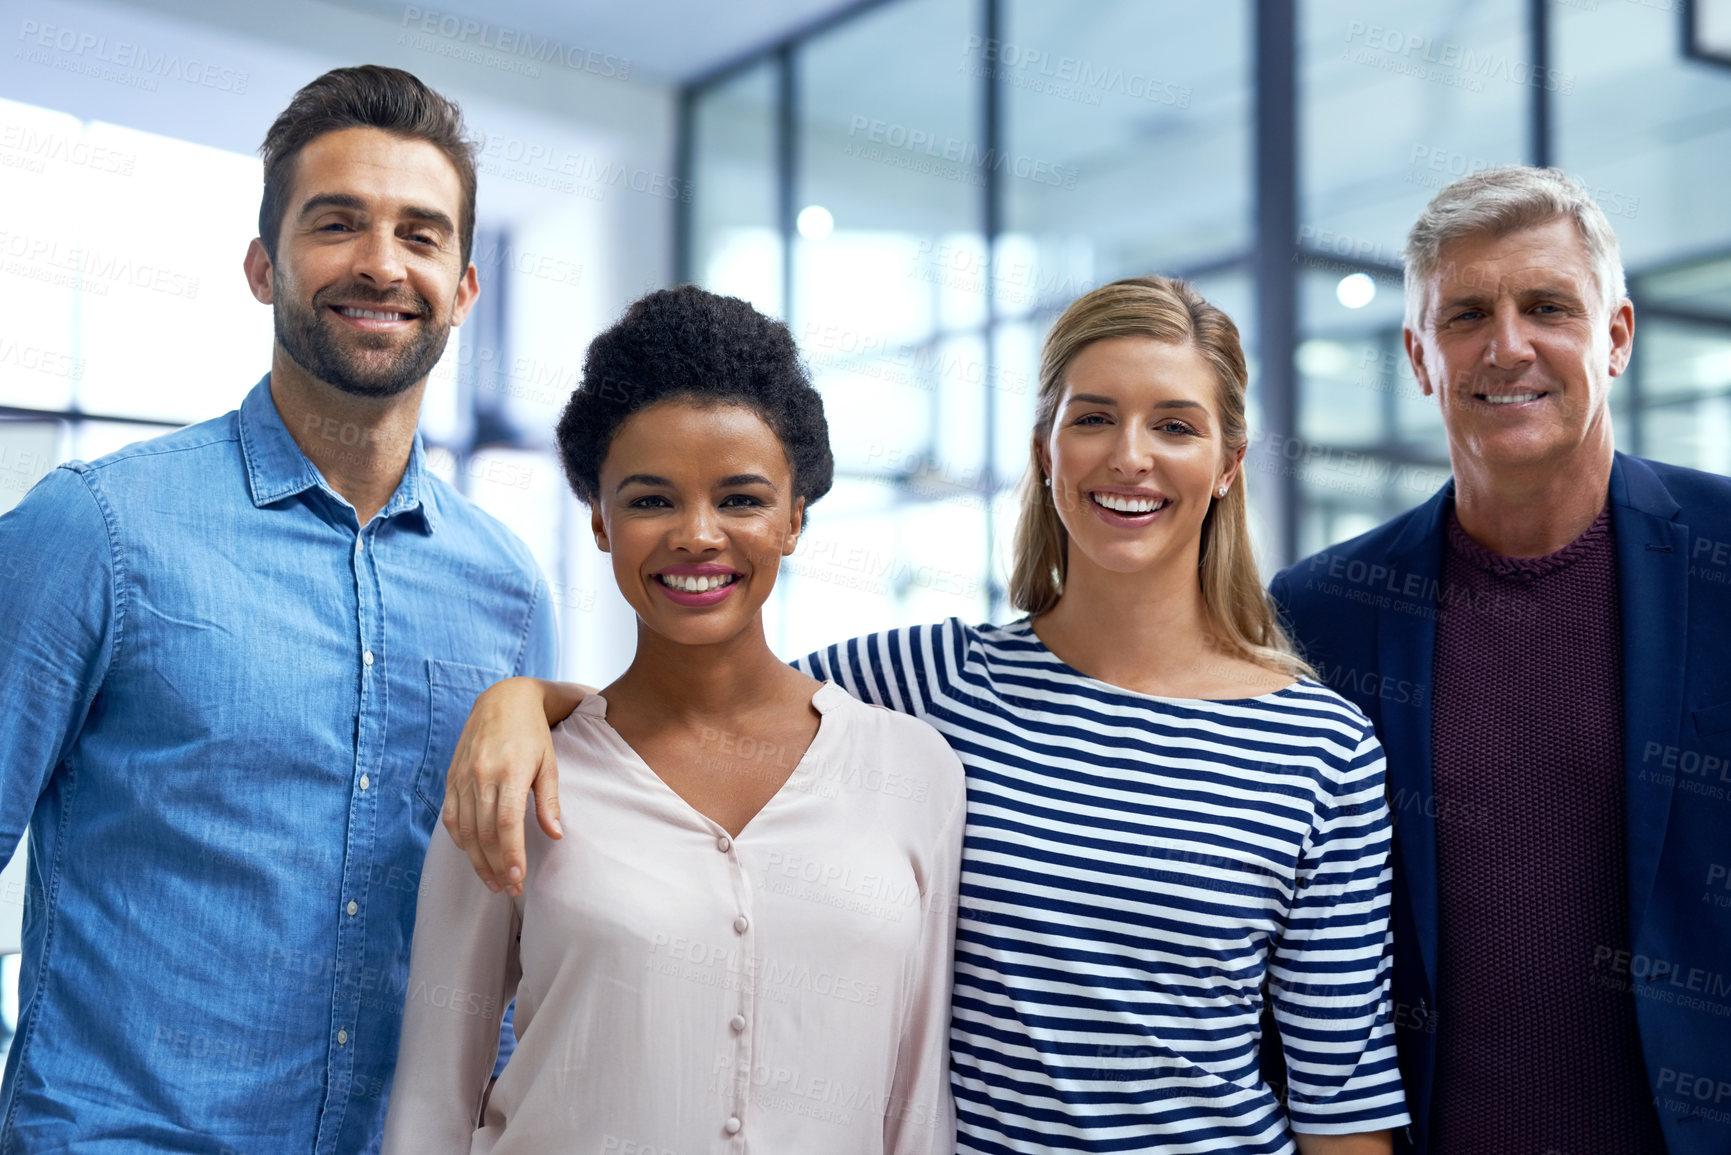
top-left (274, 277), bottom-right (451, 399)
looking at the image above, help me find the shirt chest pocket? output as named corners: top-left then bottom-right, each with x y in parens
top-left (414, 658), bottom-right (513, 819)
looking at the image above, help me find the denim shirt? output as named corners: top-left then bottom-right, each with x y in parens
top-left (0, 377), bottom-right (556, 1154)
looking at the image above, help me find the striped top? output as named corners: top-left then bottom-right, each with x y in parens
top-left (796, 618), bottom-right (1409, 1153)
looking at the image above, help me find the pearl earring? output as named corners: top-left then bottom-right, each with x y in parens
top-left (1043, 476), bottom-right (1051, 487)
top-left (1217, 486), bottom-right (1228, 497)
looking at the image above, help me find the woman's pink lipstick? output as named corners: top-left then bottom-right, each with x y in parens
top-left (651, 564), bottom-right (743, 607)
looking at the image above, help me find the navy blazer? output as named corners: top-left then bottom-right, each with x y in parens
top-left (1269, 453), bottom-right (1731, 1155)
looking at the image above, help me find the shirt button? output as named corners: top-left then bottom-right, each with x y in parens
top-left (337, 1029), bottom-right (348, 1046)
top-left (362, 651), bottom-right (374, 667)
top-left (723, 1116), bottom-right (741, 1135)
top-left (732, 915), bottom-right (749, 934)
top-left (730, 1014), bottom-right (746, 1033)
top-left (716, 835), bottom-right (732, 853)
top-left (359, 775), bottom-right (369, 792)
top-left (354, 539), bottom-right (363, 554)
top-left (346, 900), bottom-right (358, 917)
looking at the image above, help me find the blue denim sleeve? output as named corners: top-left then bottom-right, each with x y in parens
top-left (490, 575), bottom-right (555, 1078)
top-left (516, 576), bottom-right (558, 680)
top-left (0, 467), bottom-right (119, 861)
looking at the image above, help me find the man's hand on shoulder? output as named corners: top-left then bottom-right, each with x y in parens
top-left (442, 677), bottom-right (588, 896)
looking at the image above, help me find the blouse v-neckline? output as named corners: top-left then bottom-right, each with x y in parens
top-left (573, 681), bottom-right (843, 841)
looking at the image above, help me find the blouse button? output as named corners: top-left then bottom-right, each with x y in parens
top-left (730, 1013), bottom-right (746, 1032)
top-left (732, 915), bottom-right (749, 934)
top-left (716, 835), bottom-right (732, 853)
top-left (723, 1116), bottom-right (742, 1135)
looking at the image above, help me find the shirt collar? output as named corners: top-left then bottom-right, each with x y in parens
top-left (238, 374), bottom-right (440, 533)
top-left (388, 435), bottom-right (441, 533)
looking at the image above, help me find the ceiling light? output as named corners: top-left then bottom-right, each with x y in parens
top-left (796, 205), bottom-right (834, 240)
top-left (1336, 272), bottom-right (1376, 309)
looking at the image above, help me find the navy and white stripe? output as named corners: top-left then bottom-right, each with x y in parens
top-left (797, 618), bottom-right (1408, 1153)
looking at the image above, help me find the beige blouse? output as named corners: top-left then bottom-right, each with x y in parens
top-left (381, 682), bottom-right (965, 1154)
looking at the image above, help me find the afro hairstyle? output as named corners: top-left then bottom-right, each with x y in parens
top-left (555, 285), bottom-right (833, 511)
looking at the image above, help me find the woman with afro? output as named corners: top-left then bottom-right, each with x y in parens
top-left (384, 286), bottom-right (964, 1154)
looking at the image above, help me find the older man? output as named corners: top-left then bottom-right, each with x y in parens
top-left (1271, 166), bottom-right (1731, 1154)
top-left (0, 67), bottom-right (553, 1153)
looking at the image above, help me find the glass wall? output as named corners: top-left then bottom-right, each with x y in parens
top-left (781, 0), bottom-right (988, 651)
top-left (0, 98), bottom-right (276, 483)
top-left (685, 0), bottom-right (1731, 629)
top-left (1557, 0), bottom-right (1731, 474)
top-left (685, 0), bottom-right (1256, 657)
top-left (689, 62), bottom-right (781, 318)
top-left (1293, 1), bottom-right (1530, 553)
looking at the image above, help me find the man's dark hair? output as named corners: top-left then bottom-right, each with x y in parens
top-left (257, 65), bottom-right (478, 265)
top-left (557, 285), bottom-right (833, 511)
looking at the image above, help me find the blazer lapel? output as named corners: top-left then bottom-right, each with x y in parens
top-left (1608, 453), bottom-right (1687, 937)
top-left (1376, 484), bottom-right (1451, 998)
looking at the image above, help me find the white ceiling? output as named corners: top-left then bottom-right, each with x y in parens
top-left (335, 0), bottom-right (869, 84)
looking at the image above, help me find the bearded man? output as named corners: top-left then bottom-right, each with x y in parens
top-left (0, 66), bottom-right (554, 1154)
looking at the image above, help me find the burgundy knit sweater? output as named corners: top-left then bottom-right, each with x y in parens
top-left (1429, 503), bottom-right (1665, 1154)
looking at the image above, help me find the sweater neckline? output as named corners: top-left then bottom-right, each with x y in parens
top-left (1445, 501), bottom-right (1613, 581)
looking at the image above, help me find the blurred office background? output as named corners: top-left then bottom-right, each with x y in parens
top-left (2, 0), bottom-right (1730, 1052)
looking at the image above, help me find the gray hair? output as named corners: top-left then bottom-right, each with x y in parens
top-left (1403, 165), bottom-right (1627, 330)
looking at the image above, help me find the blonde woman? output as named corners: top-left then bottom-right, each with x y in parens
top-left (446, 277), bottom-right (1408, 1153)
